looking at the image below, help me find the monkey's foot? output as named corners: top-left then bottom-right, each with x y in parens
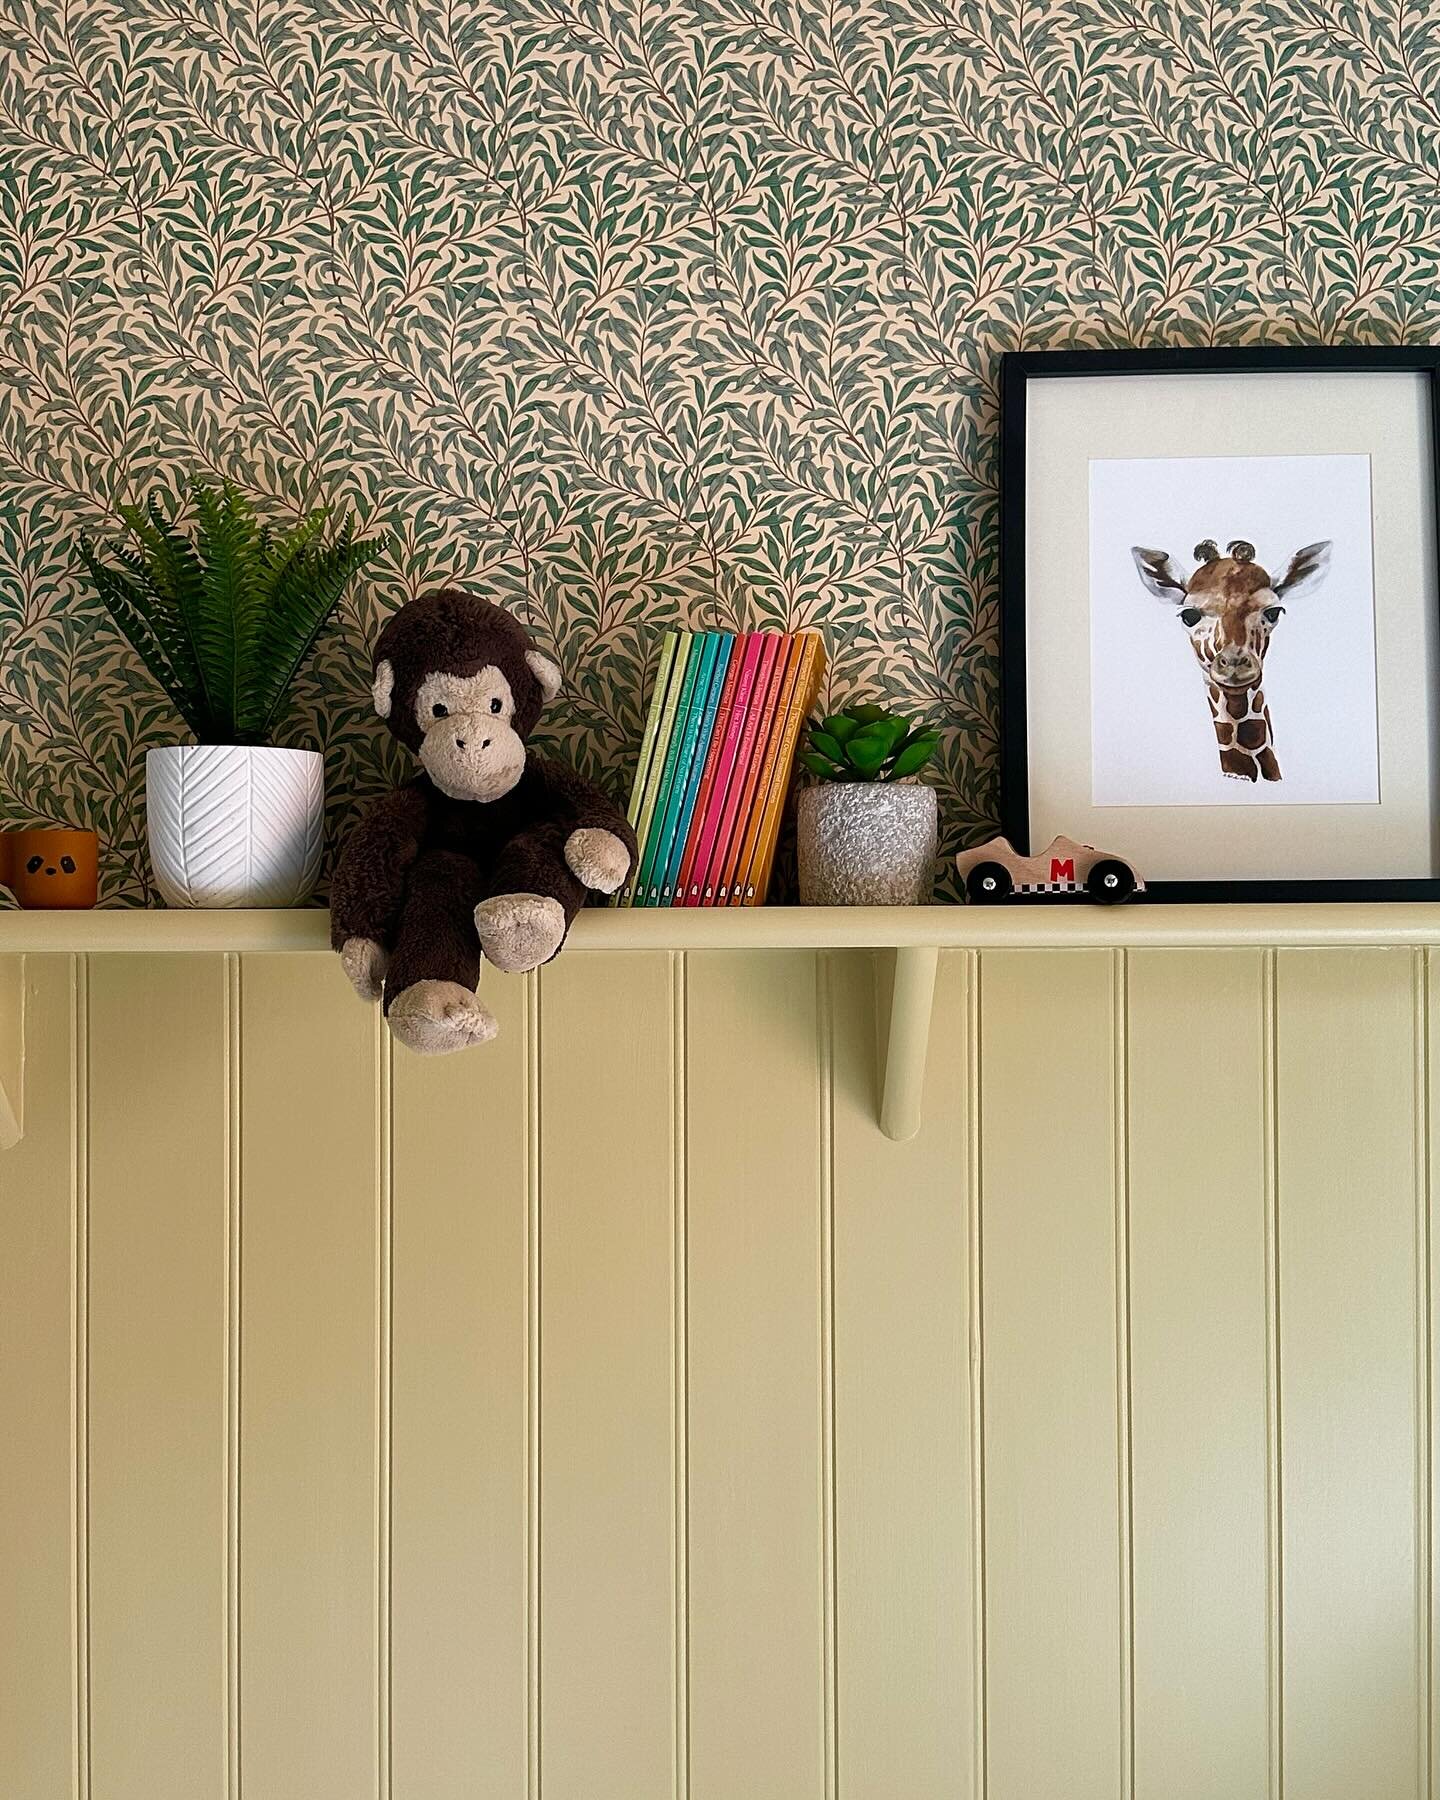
top-left (339, 936), bottom-right (388, 1002)
top-left (387, 980), bottom-right (498, 1055)
top-left (564, 827), bottom-right (631, 894)
top-left (475, 892), bottom-right (567, 974)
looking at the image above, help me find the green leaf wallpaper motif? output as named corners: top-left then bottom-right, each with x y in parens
top-left (2, 0), bottom-right (1439, 901)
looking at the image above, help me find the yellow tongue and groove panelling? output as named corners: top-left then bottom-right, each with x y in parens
top-left (0, 946), bottom-right (1433, 1800)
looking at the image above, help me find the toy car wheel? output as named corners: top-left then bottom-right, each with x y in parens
top-left (967, 861), bottom-right (1013, 904)
top-left (1086, 859), bottom-right (1135, 904)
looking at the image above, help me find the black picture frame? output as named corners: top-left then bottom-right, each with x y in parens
top-left (998, 343), bottom-right (1440, 903)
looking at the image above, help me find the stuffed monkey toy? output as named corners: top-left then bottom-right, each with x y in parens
top-left (331, 590), bottom-right (637, 1052)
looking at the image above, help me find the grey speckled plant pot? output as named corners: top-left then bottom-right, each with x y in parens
top-left (796, 782), bottom-right (938, 906)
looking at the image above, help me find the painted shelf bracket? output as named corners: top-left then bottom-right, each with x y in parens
top-left (0, 955), bottom-right (24, 1151)
top-left (876, 944), bottom-right (939, 1142)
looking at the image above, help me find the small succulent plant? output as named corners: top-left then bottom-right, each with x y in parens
top-left (799, 703), bottom-right (941, 783)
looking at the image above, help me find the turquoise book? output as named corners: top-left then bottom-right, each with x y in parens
top-left (632, 633), bottom-right (716, 908)
top-left (653, 634), bottom-right (734, 904)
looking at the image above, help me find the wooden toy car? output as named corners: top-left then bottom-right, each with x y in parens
top-left (956, 834), bottom-right (1144, 905)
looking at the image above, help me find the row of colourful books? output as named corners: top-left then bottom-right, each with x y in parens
top-left (616, 629), bottom-right (826, 906)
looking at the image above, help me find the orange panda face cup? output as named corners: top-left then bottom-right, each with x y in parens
top-left (0, 828), bottom-right (99, 909)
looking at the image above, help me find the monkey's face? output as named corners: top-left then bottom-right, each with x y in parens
top-left (368, 591), bottom-right (565, 795)
top-left (409, 665), bottom-right (528, 802)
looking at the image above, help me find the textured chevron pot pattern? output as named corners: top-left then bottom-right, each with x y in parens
top-left (145, 745), bottom-right (325, 909)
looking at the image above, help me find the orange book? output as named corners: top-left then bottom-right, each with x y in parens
top-left (743, 634), bottom-right (827, 905)
top-left (711, 633), bottom-right (792, 902)
top-left (726, 633), bottom-right (810, 905)
top-left (696, 632), bottom-right (784, 904)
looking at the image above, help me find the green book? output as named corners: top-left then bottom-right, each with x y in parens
top-left (619, 633), bottom-right (691, 907)
top-left (613, 631), bottom-right (680, 906)
top-left (641, 633), bottom-right (727, 906)
top-left (632, 633), bottom-right (711, 908)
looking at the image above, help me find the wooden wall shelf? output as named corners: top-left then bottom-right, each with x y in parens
top-left (8, 900), bottom-right (1440, 953)
top-left (6, 903), bottom-right (1440, 1149)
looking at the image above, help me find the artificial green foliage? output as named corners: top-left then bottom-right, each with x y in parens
top-left (801, 705), bottom-right (941, 784)
top-left (76, 483), bottom-right (389, 746)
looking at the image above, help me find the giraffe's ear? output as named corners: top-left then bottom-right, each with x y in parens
top-left (1131, 546), bottom-right (1188, 601)
top-left (1273, 541), bottom-right (1331, 600)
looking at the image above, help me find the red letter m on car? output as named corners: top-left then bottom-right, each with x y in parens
top-left (1050, 856), bottom-right (1076, 883)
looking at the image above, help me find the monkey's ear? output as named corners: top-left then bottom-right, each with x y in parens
top-left (526, 649), bottom-right (562, 703)
top-left (372, 658), bottom-right (395, 718)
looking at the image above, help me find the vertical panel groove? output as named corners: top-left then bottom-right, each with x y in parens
top-left (819, 955), bottom-right (838, 1800)
top-left (375, 1013), bottom-right (393, 1800)
top-left (71, 952), bottom-right (90, 1800)
top-left (225, 955), bottom-right (243, 1800)
top-left (968, 950), bottom-right (988, 1800)
top-left (1113, 950), bottom-right (1134, 1800)
top-left (671, 953), bottom-right (690, 1800)
top-left (525, 969), bottom-right (542, 1800)
top-left (1263, 948), bottom-right (1283, 1800)
top-left (1418, 948), bottom-right (1433, 1800)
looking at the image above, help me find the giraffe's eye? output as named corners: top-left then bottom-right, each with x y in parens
top-left (1262, 605), bottom-right (1284, 625)
top-left (431, 702), bottom-right (449, 719)
top-left (60, 855), bottom-right (76, 874)
top-left (25, 854), bottom-right (42, 874)
top-left (1179, 607), bottom-right (1203, 627)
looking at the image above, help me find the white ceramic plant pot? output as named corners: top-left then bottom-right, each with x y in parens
top-left (146, 744), bottom-right (325, 909)
top-left (797, 782), bottom-right (937, 906)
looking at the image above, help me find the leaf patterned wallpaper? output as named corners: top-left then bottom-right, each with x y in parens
top-left (3, 0), bottom-right (1440, 903)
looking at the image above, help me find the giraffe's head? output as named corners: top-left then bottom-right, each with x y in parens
top-left (1130, 537), bottom-right (1332, 691)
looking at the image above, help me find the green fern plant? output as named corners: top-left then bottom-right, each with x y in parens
top-left (75, 480), bottom-right (390, 746)
top-left (800, 704), bottom-right (941, 783)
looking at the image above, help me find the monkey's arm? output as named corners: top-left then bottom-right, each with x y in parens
top-left (330, 782), bottom-right (434, 997)
top-left (531, 756), bottom-right (637, 894)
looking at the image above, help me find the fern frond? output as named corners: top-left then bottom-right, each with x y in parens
top-left (191, 479), bottom-right (265, 737)
top-left (75, 537), bottom-right (212, 738)
top-left (245, 523), bottom-right (391, 739)
top-left (115, 494), bottom-right (212, 724)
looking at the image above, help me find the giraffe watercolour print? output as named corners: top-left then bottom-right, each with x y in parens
top-left (1088, 455), bottom-right (1381, 808)
top-left (1130, 537), bottom-right (1332, 783)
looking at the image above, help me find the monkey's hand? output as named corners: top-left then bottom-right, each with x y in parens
top-left (564, 827), bottom-right (630, 895)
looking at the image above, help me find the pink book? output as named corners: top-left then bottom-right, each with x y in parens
top-left (695, 633), bottom-right (786, 905)
top-left (681, 633), bottom-right (769, 906)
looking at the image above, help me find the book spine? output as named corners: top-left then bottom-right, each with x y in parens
top-left (705, 633), bottom-right (786, 904)
top-left (639, 632), bottom-right (719, 906)
top-left (632, 633), bottom-right (705, 908)
top-left (657, 634), bottom-right (734, 903)
top-left (744, 633), bottom-right (827, 905)
top-left (621, 633), bottom-right (692, 906)
top-left (728, 633), bottom-right (809, 905)
top-left (683, 634), bottom-right (768, 906)
top-left (674, 634), bottom-right (748, 906)
top-left (613, 632), bottom-right (679, 906)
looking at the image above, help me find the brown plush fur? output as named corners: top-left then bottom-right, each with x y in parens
top-left (371, 590), bottom-right (551, 751)
top-left (331, 591), bottom-right (637, 1031)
